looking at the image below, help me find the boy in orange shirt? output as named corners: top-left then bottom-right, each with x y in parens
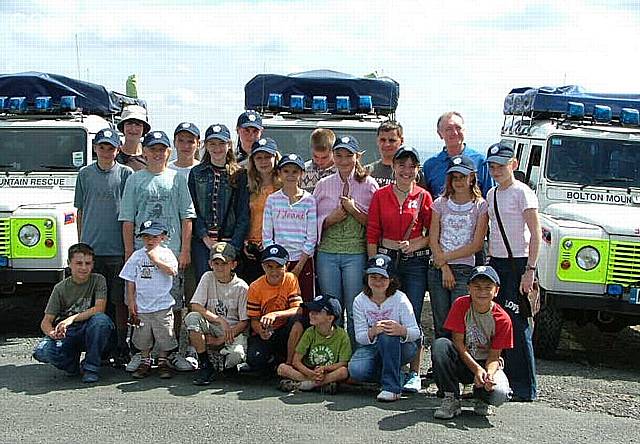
top-left (246, 244), bottom-right (302, 372)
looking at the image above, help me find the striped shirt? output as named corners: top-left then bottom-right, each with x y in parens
top-left (262, 189), bottom-right (317, 260)
top-left (246, 273), bottom-right (302, 330)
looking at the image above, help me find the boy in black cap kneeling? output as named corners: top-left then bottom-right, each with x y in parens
top-left (277, 295), bottom-right (351, 394)
top-left (432, 265), bottom-right (513, 419)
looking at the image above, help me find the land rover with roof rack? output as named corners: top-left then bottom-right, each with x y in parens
top-left (244, 70), bottom-right (399, 164)
top-left (0, 72), bottom-right (144, 294)
top-left (501, 85), bottom-right (640, 357)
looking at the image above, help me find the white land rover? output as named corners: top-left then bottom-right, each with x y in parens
top-left (501, 86), bottom-right (640, 357)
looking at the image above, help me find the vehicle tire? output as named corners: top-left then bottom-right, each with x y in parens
top-left (533, 303), bottom-right (563, 359)
top-left (593, 317), bottom-right (627, 333)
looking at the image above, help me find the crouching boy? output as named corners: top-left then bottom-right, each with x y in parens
top-left (186, 242), bottom-right (249, 386)
top-left (33, 243), bottom-right (114, 383)
top-left (119, 221), bottom-right (179, 379)
top-left (246, 244), bottom-right (302, 373)
top-left (432, 265), bottom-right (513, 419)
top-left (277, 294), bottom-right (351, 394)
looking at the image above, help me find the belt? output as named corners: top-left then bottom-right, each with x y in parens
top-left (377, 247), bottom-right (430, 258)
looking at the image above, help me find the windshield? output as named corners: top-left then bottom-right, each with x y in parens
top-left (545, 136), bottom-right (640, 188)
top-left (262, 127), bottom-right (380, 165)
top-left (0, 128), bottom-right (87, 172)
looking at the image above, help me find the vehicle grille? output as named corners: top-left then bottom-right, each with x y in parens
top-left (0, 218), bottom-right (9, 257)
top-left (607, 241), bottom-right (640, 286)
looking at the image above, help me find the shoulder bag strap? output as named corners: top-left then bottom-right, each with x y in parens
top-left (402, 191), bottom-right (425, 241)
top-left (492, 188), bottom-right (513, 259)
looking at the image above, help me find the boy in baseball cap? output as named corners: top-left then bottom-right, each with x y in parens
top-left (432, 265), bottom-right (513, 419)
top-left (236, 110), bottom-right (263, 162)
top-left (277, 294), bottom-right (351, 394)
top-left (186, 242), bottom-right (250, 385)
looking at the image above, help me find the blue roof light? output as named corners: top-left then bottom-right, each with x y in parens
top-left (0, 96), bottom-right (8, 110)
top-left (566, 101), bottom-right (585, 119)
top-left (35, 96), bottom-right (52, 111)
top-left (336, 96), bottom-right (350, 113)
top-left (620, 108), bottom-right (640, 126)
top-left (267, 93), bottom-right (283, 110)
top-left (312, 95), bottom-right (328, 113)
top-left (290, 94), bottom-right (304, 112)
top-left (593, 105), bottom-right (612, 123)
top-left (60, 95), bottom-right (77, 111)
top-left (9, 97), bottom-right (27, 113)
top-left (358, 95), bottom-right (373, 113)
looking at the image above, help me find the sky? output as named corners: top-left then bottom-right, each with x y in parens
top-left (2, 0), bottom-right (640, 160)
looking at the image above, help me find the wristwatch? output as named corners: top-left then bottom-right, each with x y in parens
top-left (526, 265), bottom-right (537, 271)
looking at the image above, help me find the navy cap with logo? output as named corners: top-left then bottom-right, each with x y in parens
top-left (447, 154), bottom-right (476, 176)
top-left (468, 265), bottom-right (501, 286)
top-left (251, 137), bottom-right (278, 156)
top-left (137, 220), bottom-right (169, 237)
top-left (237, 110), bottom-right (263, 130)
top-left (209, 242), bottom-right (237, 262)
top-left (142, 130), bottom-right (171, 148)
top-left (486, 142), bottom-right (515, 165)
top-left (333, 135), bottom-right (360, 153)
top-left (261, 244), bottom-right (289, 265)
top-left (365, 254), bottom-right (394, 278)
top-left (204, 124), bottom-right (231, 143)
top-left (303, 294), bottom-right (342, 321)
top-left (393, 145), bottom-right (420, 164)
top-left (174, 122), bottom-right (200, 139)
top-left (277, 153), bottom-right (305, 170)
top-left (94, 128), bottom-right (121, 147)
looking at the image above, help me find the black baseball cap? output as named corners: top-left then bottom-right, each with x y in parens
top-left (303, 294), bottom-right (342, 320)
top-left (261, 244), bottom-right (289, 265)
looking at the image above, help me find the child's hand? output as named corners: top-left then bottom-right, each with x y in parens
top-left (380, 320), bottom-right (406, 337)
top-left (441, 266), bottom-right (456, 290)
top-left (128, 301), bottom-right (138, 319)
top-left (474, 368), bottom-right (488, 388)
top-left (178, 250), bottom-right (191, 271)
top-left (339, 196), bottom-right (357, 214)
top-left (146, 246), bottom-right (160, 262)
top-left (221, 320), bottom-right (234, 345)
top-left (483, 372), bottom-right (496, 392)
top-left (260, 312), bottom-right (278, 330)
top-left (313, 366), bottom-right (326, 382)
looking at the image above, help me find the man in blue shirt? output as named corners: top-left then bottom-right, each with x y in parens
top-left (422, 112), bottom-right (493, 198)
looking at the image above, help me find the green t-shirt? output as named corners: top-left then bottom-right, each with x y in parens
top-left (44, 273), bottom-right (107, 322)
top-left (318, 214), bottom-right (367, 254)
top-left (295, 325), bottom-right (352, 367)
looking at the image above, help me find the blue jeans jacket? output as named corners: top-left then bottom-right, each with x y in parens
top-left (188, 163), bottom-right (249, 251)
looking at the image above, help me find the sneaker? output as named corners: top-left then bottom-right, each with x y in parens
top-left (125, 353), bottom-right (142, 373)
top-left (279, 379), bottom-right (301, 392)
top-left (167, 352), bottom-right (195, 372)
top-left (157, 360), bottom-right (173, 379)
top-left (434, 394), bottom-right (462, 420)
top-left (132, 362), bottom-right (151, 379)
top-left (402, 371), bottom-right (421, 393)
top-left (298, 380), bottom-right (317, 391)
top-left (185, 346), bottom-right (199, 370)
top-left (376, 390), bottom-right (401, 402)
top-left (473, 399), bottom-right (494, 416)
top-left (236, 362), bottom-right (252, 373)
top-left (209, 351), bottom-right (226, 373)
top-left (193, 366), bottom-right (216, 386)
top-left (81, 370), bottom-right (99, 383)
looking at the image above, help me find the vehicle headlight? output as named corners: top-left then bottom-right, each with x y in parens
top-left (18, 224), bottom-right (41, 247)
top-left (576, 246), bottom-right (600, 270)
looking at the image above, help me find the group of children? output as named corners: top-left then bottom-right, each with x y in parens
top-left (33, 107), bottom-right (540, 420)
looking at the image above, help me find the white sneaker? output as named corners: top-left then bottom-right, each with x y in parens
top-left (125, 353), bottom-right (142, 373)
top-left (376, 390), bottom-right (401, 402)
top-left (434, 394), bottom-right (462, 420)
top-left (167, 352), bottom-right (195, 371)
top-left (473, 399), bottom-right (495, 416)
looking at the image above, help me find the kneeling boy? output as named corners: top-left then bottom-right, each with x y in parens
top-left (432, 265), bottom-right (513, 419)
top-left (186, 242), bottom-right (249, 386)
top-left (277, 294), bottom-right (351, 393)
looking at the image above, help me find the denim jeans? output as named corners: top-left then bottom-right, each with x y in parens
top-left (348, 334), bottom-right (417, 394)
top-left (32, 313), bottom-right (114, 374)
top-left (428, 264), bottom-right (473, 339)
top-left (489, 257), bottom-right (538, 400)
top-left (192, 237), bottom-right (211, 283)
top-left (431, 337), bottom-right (512, 406)
top-left (246, 320), bottom-right (293, 372)
top-left (316, 251), bottom-right (367, 347)
top-left (396, 255), bottom-right (428, 325)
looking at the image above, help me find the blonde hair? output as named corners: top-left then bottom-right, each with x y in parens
top-left (310, 128), bottom-right (336, 151)
top-left (202, 139), bottom-right (242, 186)
top-left (247, 151), bottom-right (282, 195)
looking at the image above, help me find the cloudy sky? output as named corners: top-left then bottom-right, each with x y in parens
top-left (2, 0), bottom-right (639, 159)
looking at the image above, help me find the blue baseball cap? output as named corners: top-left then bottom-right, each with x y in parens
top-left (303, 294), bottom-right (342, 320)
top-left (393, 145), bottom-right (420, 164)
top-left (447, 155), bottom-right (476, 175)
top-left (486, 142), bottom-right (515, 165)
top-left (261, 244), bottom-right (289, 265)
top-left (93, 128), bottom-right (121, 147)
top-left (237, 110), bottom-right (263, 129)
top-left (174, 122), bottom-right (200, 138)
top-left (468, 265), bottom-right (501, 286)
top-left (365, 254), bottom-right (394, 278)
top-left (251, 137), bottom-right (278, 156)
top-left (277, 153), bottom-right (305, 170)
top-left (204, 124), bottom-right (231, 143)
top-left (333, 135), bottom-right (360, 153)
top-left (137, 220), bottom-right (168, 237)
top-left (142, 131), bottom-right (171, 148)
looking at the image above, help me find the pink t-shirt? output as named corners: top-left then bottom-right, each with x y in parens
top-left (487, 181), bottom-right (538, 258)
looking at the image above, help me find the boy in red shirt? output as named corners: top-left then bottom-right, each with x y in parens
top-left (432, 265), bottom-right (513, 419)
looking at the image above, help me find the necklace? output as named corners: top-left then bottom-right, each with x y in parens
top-left (394, 184), bottom-right (411, 197)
